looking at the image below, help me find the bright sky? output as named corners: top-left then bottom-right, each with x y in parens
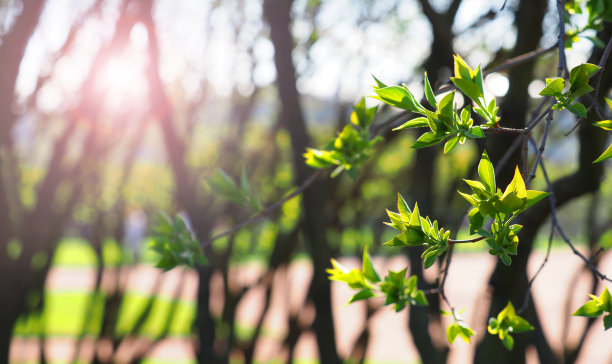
top-left (5, 0), bottom-right (597, 114)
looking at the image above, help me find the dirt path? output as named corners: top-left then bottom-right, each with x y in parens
top-left (24, 251), bottom-right (612, 364)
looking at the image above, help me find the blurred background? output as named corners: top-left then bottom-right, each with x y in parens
top-left (0, 0), bottom-right (611, 363)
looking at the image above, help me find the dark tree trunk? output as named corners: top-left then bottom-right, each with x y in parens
top-left (404, 2), bottom-right (460, 363)
top-left (475, 5), bottom-right (612, 364)
top-left (0, 1), bottom-right (46, 360)
top-left (263, 1), bottom-right (340, 363)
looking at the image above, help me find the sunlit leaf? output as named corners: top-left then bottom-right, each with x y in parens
top-left (594, 143), bottom-right (612, 163)
top-left (478, 151), bottom-right (496, 194)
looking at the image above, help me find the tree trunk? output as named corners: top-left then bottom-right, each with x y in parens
top-left (263, 1), bottom-right (340, 363)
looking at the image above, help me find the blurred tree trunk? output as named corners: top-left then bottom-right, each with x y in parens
top-left (475, 1), bottom-right (550, 362)
top-left (405, 1), bottom-right (460, 363)
top-left (136, 0), bottom-right (220, 362)
top-left (0, 1), bottom-right (45, 361)
top-left (263, 1), bottom-right (340, 363)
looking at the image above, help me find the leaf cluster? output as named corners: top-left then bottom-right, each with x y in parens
top-left (207, 168), bottom-right (263, 212)
top-left (443, 310), bottom-right (475, 344)
top-left (326, 247), bottom-right (427, 312)
top-left (384, 194), bottom-right (450, 269)
top-left (150, 212), bottom-right (206, 271)
top-left (572, 287), bottom-right (612, 331)
top-left (304, 98), bottom-right (382, 178)
top-left (487, 301), bottom-right (534, 350)
top-left (373, 57), bottom-right (492, 154)
top-left (460, 152), bottom-right (549, 265)
top-left (539, 63), bottom-right (600, 118)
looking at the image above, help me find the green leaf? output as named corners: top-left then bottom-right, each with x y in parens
top-left (570, 63), bottom-right (599, 79)
top-left (453, 54), bottom-right (473, 81)
top-left (304, 148), bottom-right (336, 168)
top-left (240, 167), bottom-right (251, 196)
top-left (567, 102), bottom-right (587, 118)
top-left (393, 117), bottom-right (429, 130)
top-left (438, 91), bottom-right (455, 118)
top-left (539, 78), bottom-right (566, 97)
top-left (207, 168), bottom-right (245, 205)
top-left (423, 251), bottom-right (437, 269)
top-left (327, 259), bottom-right (369, 289)
top-left (446, 323), bottom-right (460, 344)
top-left (407, 275), bottom-right (417, 292)
top-left (600, 287), bottom-right (612, 312)
top-left (372, 74), bottom-right (388, 89)
top-left (499, 167), bottom-right (527, 213)
top-left (444, 136), bottom-right (460, 154)
top-left (412, 132), bottom-right (445, 149)
top-left (452, 77), bottom-right (483, 101)
top-left (488, 318), bottom-right (499, 334)
top-left (409, 203), bottom-right (422, 229)
top-left (572, 300), bottom-right (604, 317)
top-left (460, 107), bottom-right (471, 126)
top-left (497, 300), bottom-right (515, 322)
top-left (349, 289), bottom-right (376, 303)
top-left (478, 151), bottom-right (496, 194)
top-left (474, 65), bottom-right (484, 94)
top-left (464, 179), bottom-right (488, 197)
top-left (384, 233), bottom-right (409, 247)
top-left (458, 191), bottom-right (479, 207)
top-left (593, 120), bottom-right (612, 130)
top-left (502, 332), bottom-right (514, 350)
top-left (604, 314), bottom-right (612, 331)
top-left (374, 85), bottom-right (426, 114)
top-left (351, 98), bottom-right (377, 128)
top-left (459, 324), bottom-right (475, 343)
top-left (468, 126), bottom-right (485, 138)
top-left (362, 246), bottom-right (381, 283)
top-left (594, 143), bottom-right (612, 163)
top-left (412, 290), bottom-right (428, 306)
top-left (424, 72), bottom-right (437, 108)
top-left (397, 194), bottom-right (411, 220)
top-left (468, 208), bottom-right (485, 234)
top-left (524, 190), bottom-right (550, 209)
top-left (512, 316), bottom-right (535, 333)
top-left (500, 253), bottom-right (512, 266)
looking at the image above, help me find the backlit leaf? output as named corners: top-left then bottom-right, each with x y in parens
top-left (539, 78), bottom-right (565, 96)
top-left (594, 143), bottom-right (612, 163)
top-left (478, 151), bottom-right (496, 194)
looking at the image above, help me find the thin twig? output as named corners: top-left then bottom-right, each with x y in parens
top-left (495, 136), bottom-right (524, 174)
top-left (556, 0), bottom-right (568, 77)
top-left (526, 110), bottom-right (554, 185)
top-left (448, 236), bottom-right (486, 245)
top-left (537, 154), bottom-right (612, 283)
top-left (482, 126), bottom-right (527, 134)
top-left (485, 44), bottom-right (557, 75)
top-left (594, 35), bottom-right (612, 102)
top-left (439, 245), bottom-right (456, 315)
top-left (518, 216), bottom-right (555, 315)
top-left (525, 106), bottom-right (553, 134)
top-left (201, 168), bottom-right (327, 248)
top-left (522, 134), bottom-right (529, 177)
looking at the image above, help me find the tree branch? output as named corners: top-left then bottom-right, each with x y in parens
top-left (202, 168), bottom-right (327, 247)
